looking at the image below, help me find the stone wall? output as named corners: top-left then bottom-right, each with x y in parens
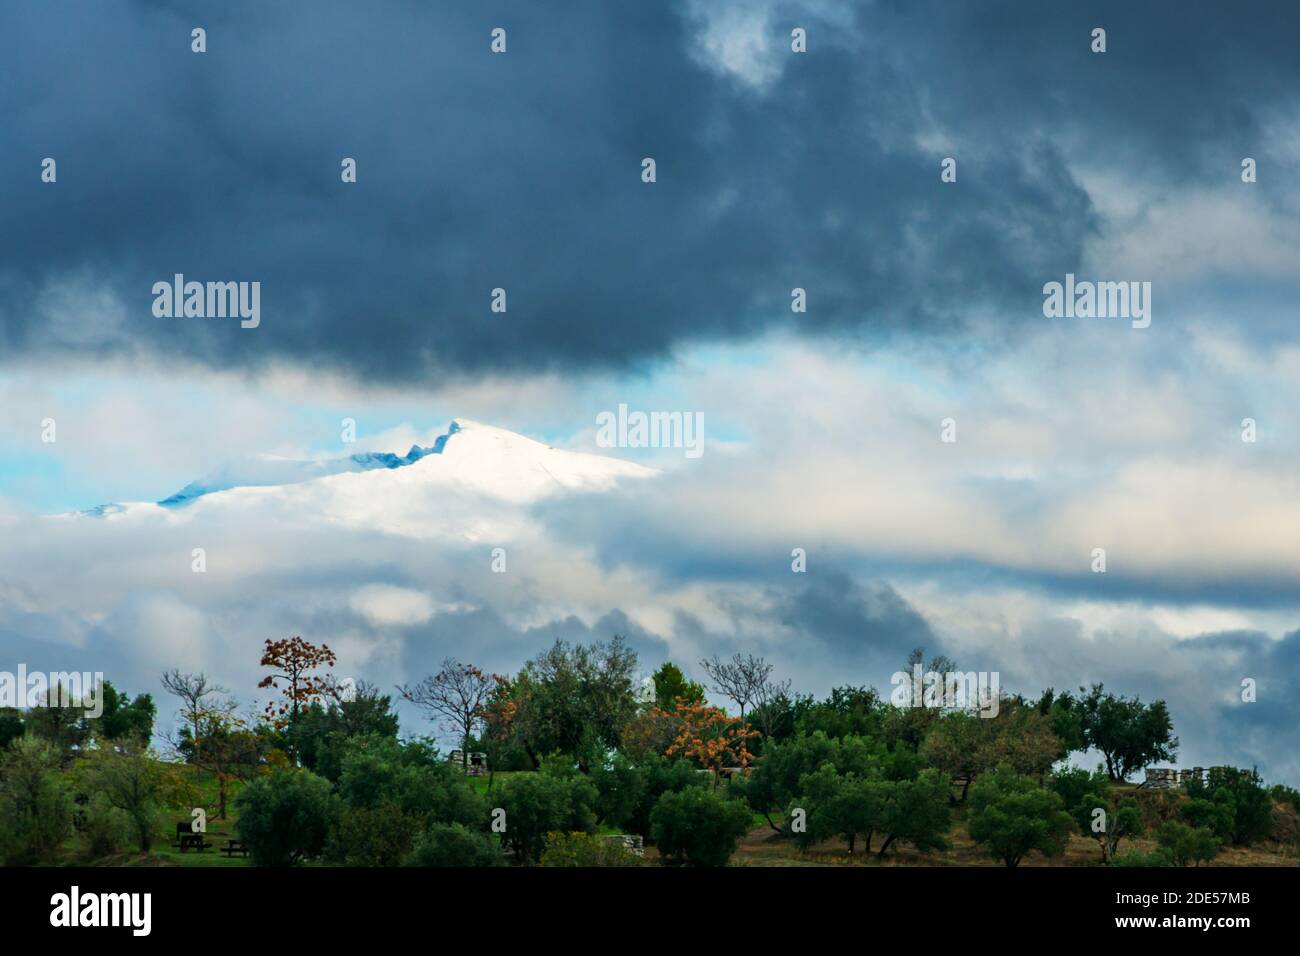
top-left (1143, 766), bottom-right (1210, 789)
top-left (604, 834), bottom-right (645, 857)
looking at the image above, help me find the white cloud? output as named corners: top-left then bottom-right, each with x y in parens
top-left (350, 585), bottom-right (437, 627)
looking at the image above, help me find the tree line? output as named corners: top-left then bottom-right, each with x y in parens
top-left (0, 634), bottom-right (1295, 867)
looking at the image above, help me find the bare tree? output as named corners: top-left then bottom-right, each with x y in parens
top-left (904, 647), bottom-right (959, 709)
top-left (161, 670), bottom-right (227, 773)
top-left (399, 658), bottom-right (492, 771)
top-left (906, 647), bottom-right (958, 677)
top-left (699, 653), bottom-right (774, 723)
top-left (752, 674), bottom-right (793, 738)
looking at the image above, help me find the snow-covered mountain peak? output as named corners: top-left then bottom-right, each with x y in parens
top-left (75, 420), bottom-right (656, 531)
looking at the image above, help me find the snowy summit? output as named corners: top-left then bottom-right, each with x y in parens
top-left (74, 420), bottom-right (656, 537)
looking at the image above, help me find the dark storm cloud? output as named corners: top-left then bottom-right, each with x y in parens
top-left (1187, 628), bottom-right (1300, 778)
top-left (769, 570), bottom-right (942, 674)
top-left (7, 0), bottom-right (1292, 379)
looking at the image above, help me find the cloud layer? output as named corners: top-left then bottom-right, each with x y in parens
top-left (6, 1), bottom-right (1299, 378)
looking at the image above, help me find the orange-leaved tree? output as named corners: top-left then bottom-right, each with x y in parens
top-left (661, 698), bottom-right (759, 788)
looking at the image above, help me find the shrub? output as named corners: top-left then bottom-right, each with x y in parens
top-left (540, 832), bottom-right (640, 867)
top-left (496, 772), bottom-right (598, 862)
top-left (1157, 821), bottom-right (1220, 867)
top-left (326, 801), bottom-right (421, 866)
top-left (235, 768), bottom-right (335, 866)
top-left (405, 823), bottom-right (504, 867)
top-left (1180, 788), bottom-right (1235, 842)
top-left (651, 786), bottom-right (752, 866)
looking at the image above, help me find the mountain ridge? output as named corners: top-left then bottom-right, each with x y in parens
top-left (75, 419), bottom-right (656, 521)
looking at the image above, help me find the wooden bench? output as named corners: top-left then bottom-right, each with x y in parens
top-left (221, 840), bottom-right (249, 858)
top-left (173, 833), bottom-right (212, 852)
top-left (172, 821), bottom-right (212, 853)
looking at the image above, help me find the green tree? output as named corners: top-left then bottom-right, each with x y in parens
top-left (24, 684), bottom-right (89, 760)
top-left (967, 765), bottom-right (1075, 867)
top-left (496, 771), bottom-right (599, 862)
top-left (235, 768), bottom-right (336, 866)
top-left (1188, 767), bottom-right (1272, 846)
top-left (90, 681), bottom-right (156, 748)
top-left (1075, 684), bottom-right (1178, 781)
top-left (591, 752), bottom-right (647, 831)
top-left (334, 735), bottom-right (486, 831)
top-left (651, 662), bottom-right (705, 710)
top-left (923, 701), bottom-right (1069, 801)
top-left (1070, 777), bottom-right (1144, 864)
top-left (0, 708), bottom-right (25, 750)
top-left (876, 769), bottom-right (952, 856)
top-left (501, 637), bottom-right (639, 771)
top-left (608, 755), bottom-right (705, 839)
top-left (796, 768), bottom-right (950, 857)
top-left (795, 686), bottom-right (882, 740)
top-left (745, 731), bottom-right (914, 834)
top-left (0, 737), bottom-right (74, 864)
top-left (919, 711), bottom-right (987, 802)
top-left (1049, 765), bottom-right (1099, 811)
top-left (744, 731), bottom-right (843, 832)
top-left (77, 747), bottom-right (165, 853)
top-left (793, 765), bottom-right (882, 856)
top-left (293, 681), bottom-right (399, 779)
top-left (1034, 688), bottom-right (1086, 758)
top-left (651, 786), bottom-right (752, 866)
